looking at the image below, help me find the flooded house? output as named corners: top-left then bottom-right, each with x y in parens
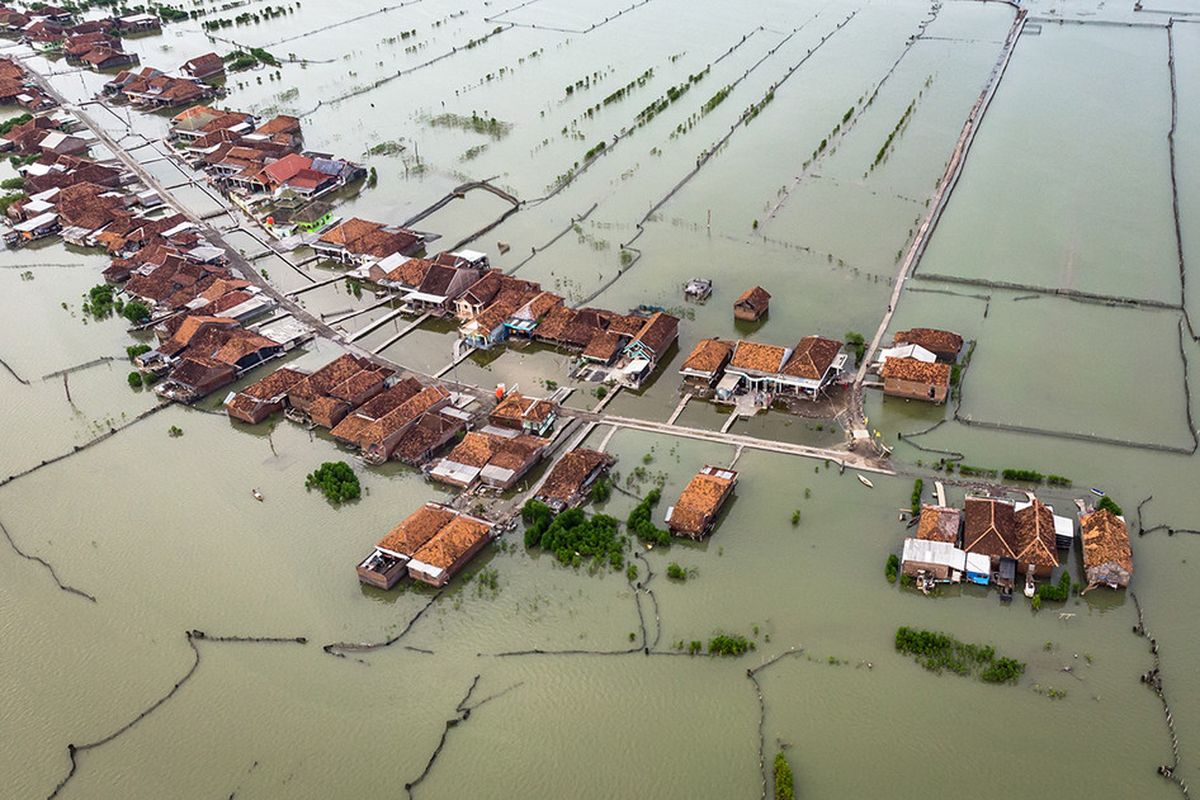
top-left (1014, 499), bottom-right (1060, 584)
top-left (285, 354), bottom-right (391, 428)
top-left (962, 497), bottom-right (1018, 591)
top-left (428, 429), bottom-right (549, 490)
top-left (181, 52), bottom-right (224, 80)
top-left (223, 366), bottom-right (307, 424)
top-left (665, 465), bottom-right (738, 540)
top-left (900, 538), bottom-right (966, 583)
top-left (153, 319), bottom-right (284, 402)
top-left (488, 391), bottom-right (557, 436)
top-left (534, 448), bottom-right (613, 512)
top-left (893, 328), bottom-right (963, 363)
top-left (622, 311), bottom-right (679, 370)
top-left (880, 357), bottom-right (951, 404)
top-left (335, 383), bottom-right (452, 464)
top-left (722, 336), bottom-right (845, 401)
top-left (683, 277), bottom-right (712, 302)
top-left (917, 504), bottom-right (962, 545)
top-left (733, 286), bottom-right (771, 321)
top-left (678, 337), bottom-right (734, 390)
top-left (313, 217), bottom-right (424, 264)
top-left (357, 503), bottom-right (494, 590)
top-left (1080, 509), bottom-right (1133, 590)
top-left (502, 290), bottom-right (563, 339)
top-left (328, 377), bottom-right (422, 446)
top-left (390, 409), bottom-right (467, 466)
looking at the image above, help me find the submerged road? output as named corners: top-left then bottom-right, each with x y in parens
top-left (15, 53), bottom-right (891, 476)
top-left (849, 6), bottom-right (1027, 435)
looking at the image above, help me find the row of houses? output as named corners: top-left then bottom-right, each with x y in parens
top-left (103, 65), bottom-right (216, 109)
top-left (1, 5), bottom-right (160, 43)
top-left (679, 335), bottom-right (847, 402)
top-left (0, 54), bottom-right (54, 111)
top-left (874, 327), bottom-right (965, 405)
top-left (900, 496), bottom-right (1133, 596)
top-left (357, 503), bottom-right (495, 589)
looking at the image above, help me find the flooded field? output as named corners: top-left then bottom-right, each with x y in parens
top-left (3, 0), bottom-right (1199, 798)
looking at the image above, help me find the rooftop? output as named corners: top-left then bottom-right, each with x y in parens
top-left (894, 327), bottom-right (963, 356)
top-left (680, 338), bottom-right (733, 375)
top-left (1081, 509), bottom-right (1133, 573)
top-left (917, 505), bottom-right (961, 543)
top-left (880, 357), bottom-right (951, 385)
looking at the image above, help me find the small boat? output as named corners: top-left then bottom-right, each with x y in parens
top-left (857, 474), bottom-right (874, 489)
top-left (1090, 488), bottom-right (1106, 497)
top-left (252, 488), bottom-right (264, 502)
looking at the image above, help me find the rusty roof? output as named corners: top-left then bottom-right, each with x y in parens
top-left (963, 498), bottom-right (1017, 560)
top-left (352, 377), bottom-right (422, 419)
top-left (1080, 509), bottom-right (1133, 573)
top-left (391, 411), bottom-right (463, 463)
top-left (670, 467), bottom-right (736, 535)
top-left (383, 256), bottom-right (435, 287)
top-left (490, 392), bottom-right (556, 424)
top-left (359, 385), bottom-right (450, 445)
top-left (917, 505), bottom-right (961, 543)
top-left (734, 286), bottom-right (771, 310)
top-left (328, 368), bottom-right (387, 402)
top-left (729, 340), bottom-right (788, 373)
top-left (319, 217), bottom-right (381, 247)
top-left (880, 357), bottom-right (951, 385)
top-left (894, 328), bottom-right (963, 356)
top-left (781, 336), bottom-right (842, 379)
top-left (628, 311), bottom-right (678, 355)
top-left (680, 338), bottom-right (733, 375)
top-left (377, 503), bottom-right (457, 556)
top-left (582, 329), bottom-right (625, 362)
top-left (1015, 500), bottom-right (1059, 569)
top-left (410, 514), bottom-right (492, 570)
top-left (240, 367), bottom-right (306, 399)
top-left (538, 448), bottom-right (610, 504)
top-left (212, 330), bottom-right (278, 366)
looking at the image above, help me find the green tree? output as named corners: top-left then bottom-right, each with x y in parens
top-left (304, 461), bottom-right (361, 504)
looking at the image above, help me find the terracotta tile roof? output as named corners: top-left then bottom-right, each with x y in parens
top-left (680, 338), bottom-right (732, 374)
top-left (359, 385), bottom-right (450, 445)
top-left (163, 315), bottom-right (238, 353)
top-left (383, 256), bottom-right (435, 287)
top-left (169, 355), bottom-right (232, 387)
top-left (254, 114), bottom-right (300, 135)
top-left (670, 467), bottom-right (736, 536)
top-left (917, 505), bottom-right (961, 543)
top-left (307, 395), bottom-right (349, 427)
top-left (538, 448), bottom-right (609, 504)
top-left (239, 367), bottom-right (306, 399)
top-left (445, 431), bottom-right (498, 468)
top-left (1015, 500), bottom-right (1059, 569)
top-left (377, 503), bottom-right (457, 555)
top-left (415, 263), bottom-right (457, 296)
top-left (459, 270), bottom-right (504, 307)
top-left (200, 278), bottom-right (250, 302)
top-left (729, 340), bottom-right (787, 373)
top-left (515, 291), bottom-right (562, 321)
top-left (391, 411), bottom-right (463, 463)
top-left (734, 286), bottom-right (771, 311)
top-left (1080, 510), bottom-right (1133, 574)
top-left (328, 368), bottom-right (387, 402)
top-left (628, 311), bottom-right (678, 356)
top-left (410, 514), bottom-right (492, 570)
top-left (894, 328), bottom-right (963, 357)
top-left (531, 304), bottom-right (573, 341)
top-left (352, 377), bottom-right (422, 419)
top-left (963, 498), bottom-right (1017, 560)
top-left (601, 312), bottom-right (646, 337)
top-left (260, 153), bottom-right (312, 184)
top-left (582, 329), bottom-right (624, 362)
top-left (319, 217), bottom-right (381, 247)
top-left (559, 308), bottom-right (608, 348)
top-left (305, 354), bottom-right (375, 394)
top-left (880, 357), bottom-right (950, 385)
top-left (475, 287), bottom-right (536, 333)
top-left (490, 392), bottom-right (555, 424)
top-left (328, 413), bottom-right (373, 445)
top-left (183, 52), bottom-right (223, 76)
top-left (781, 336), bottom-right (842, 379)
top-left (212, 330), bottom-right (277, 366)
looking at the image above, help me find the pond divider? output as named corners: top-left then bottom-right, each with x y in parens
top-left (0, 403), bottom-right (172, 491)
top-left (1136, 496), bottom-right (1200, 537)
top-left (41, 355), bottom-right (116, 381)
top-left (485, 0), bottom-right (655, 34)
top-left (0, 516), bottom-right (95, 602)
top-left (46, 630), bottom-right (307, 799)
top-left (322, 591), bottom-right (443, 657)
top-left (0, 353), bottom-right (30, 385)
top-left (1130, 593), bottom-right (1191, 799)
top-left (404, 674), bottom-right (524, 798)
top-left (913, 272), bottom-right (1180, 311)
top-left (746, 647), bottom-right (805, 800)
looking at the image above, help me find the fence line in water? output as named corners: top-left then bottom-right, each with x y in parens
top-left (46, 630), bottom-right (308, 799)
top-left (1130, 593), bottom-right (1192, 799)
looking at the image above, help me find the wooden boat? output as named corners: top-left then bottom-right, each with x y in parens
top-left (1090, 487), bottom-right (1105, 497)
top-left (857, 474), bottom-right (874, 488)
top-left (252, 488), bottom-right (264, 502)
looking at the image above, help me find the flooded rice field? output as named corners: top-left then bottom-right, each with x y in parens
top-left (3, 0), bottom-right (1200, 797)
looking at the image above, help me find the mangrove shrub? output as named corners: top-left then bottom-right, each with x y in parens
top-left (304, 461), bottom-right (361, 504)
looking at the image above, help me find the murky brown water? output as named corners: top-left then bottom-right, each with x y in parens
top-left (2, 0), bottom-right (1198, 797)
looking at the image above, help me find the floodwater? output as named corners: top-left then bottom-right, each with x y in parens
top-left (2, 0), bottom-right (1199, 798)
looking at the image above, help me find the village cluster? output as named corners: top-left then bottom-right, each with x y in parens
top-left (898, 494), bottom-right (1134, 598)
top-left (0, 3), bottom-right (1136, 604)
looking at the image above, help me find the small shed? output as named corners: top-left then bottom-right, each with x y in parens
top-left (965, 552), bottom-right (990, 585)
top-left (683, 277), bottom-right (712, 302)
top-left (901, 538), bottom-right (966, 582)
top-left (733, 286), bottom-right (771, 321)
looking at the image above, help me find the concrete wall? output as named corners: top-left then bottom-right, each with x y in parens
top-left (884, 376), bottom-right (947, 404)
